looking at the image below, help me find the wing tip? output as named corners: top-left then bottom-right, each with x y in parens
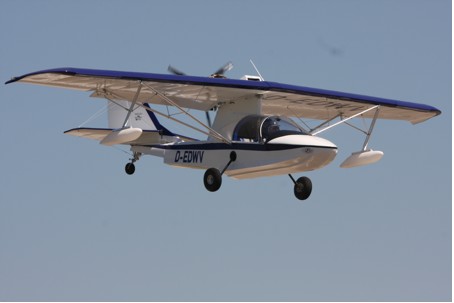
top-left (410, 109), bottom-right (442, 124)
top-left (5, 67), bottom-right (78, 85)
top-left (5, 77), bottom-right (19, 85)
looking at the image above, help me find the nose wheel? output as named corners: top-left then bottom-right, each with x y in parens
top-left (125, 162), bottom-right (135, 175)
top-left (289, 175), bottom-right (312, 200)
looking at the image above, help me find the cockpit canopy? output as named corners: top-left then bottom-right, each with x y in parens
top-left (232, 115), bottom-right (308, 143)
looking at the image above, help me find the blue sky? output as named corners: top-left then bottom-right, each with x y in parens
top-left (0, 0), bottom-right (451, 301)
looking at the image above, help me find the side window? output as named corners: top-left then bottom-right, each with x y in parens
top-left (233, 115), bottom-right (305, 143)
top-left (232, 115), bottom-right (262, 142)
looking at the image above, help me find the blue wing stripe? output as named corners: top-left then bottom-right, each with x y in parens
top-left (6, 67), bottom-right (441, 115)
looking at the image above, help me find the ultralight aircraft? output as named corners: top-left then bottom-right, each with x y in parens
top-left (6, 62), bottom-right (441, 200)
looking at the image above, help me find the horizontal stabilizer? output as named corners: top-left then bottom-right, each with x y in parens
top-left (65, 128), bottom-right (111, 140)
top-left (64, 127), bottom-right (196, 145)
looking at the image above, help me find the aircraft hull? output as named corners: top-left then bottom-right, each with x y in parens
top-left (135, 135), bottom-right (338, 180)
top-left (225, 146), bottom-right (337, 179)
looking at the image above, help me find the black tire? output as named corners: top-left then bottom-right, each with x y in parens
top-left (125, 163), bottom-right (135, 175)
top-left (204, 168), bottom-right (222, 192)
top-left (294, 176), bottom-right (312, 200)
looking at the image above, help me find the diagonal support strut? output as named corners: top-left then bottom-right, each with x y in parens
top-left (142, 82), bottom-right (231, 143)
top-left (122, 81), bottom-right (143, 128)
top-left (311, 105), bottom-right (380, 136)
top-left (362, 105), bottom-right (380, 151)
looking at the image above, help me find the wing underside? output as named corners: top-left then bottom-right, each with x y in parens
top-left (7, 67), bottom-right (441, 124)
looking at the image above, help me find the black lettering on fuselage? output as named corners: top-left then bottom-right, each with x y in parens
top-left (174, 150), bottom-right (204, 163)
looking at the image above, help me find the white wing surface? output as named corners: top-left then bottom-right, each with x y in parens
top-left (6, 67), bottom-right (441, 124)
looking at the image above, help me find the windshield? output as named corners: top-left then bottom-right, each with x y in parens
top-left (232, 115), bottom-right (306, 143)
top-left (260, 116), bottom-right (306, 141)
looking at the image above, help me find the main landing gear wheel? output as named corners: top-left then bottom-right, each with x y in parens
top-left (125, 162), bottom-right (135, 175)
top-left (204, 168), bottom-right (222, 192)
top-left (293, 176), bottom-right (312, 200)
top-left (203, 151), bottom-right (237, 193)
top-left (124, 152), bottom-right (141, 175)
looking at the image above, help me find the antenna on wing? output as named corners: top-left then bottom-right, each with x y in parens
top-left (249, 59), bottom-right (265, 81)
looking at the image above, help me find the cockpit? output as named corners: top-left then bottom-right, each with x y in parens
top-left (232, 115), bottom-right (308, 143)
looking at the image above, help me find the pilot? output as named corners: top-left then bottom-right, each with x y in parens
top-left (262, 118), bottom-right (280, 142)
top-left (268, 123), bottom-right (280, 135)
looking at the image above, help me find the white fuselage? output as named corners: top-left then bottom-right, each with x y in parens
top-left (133, 134), bottom-right (337, 179)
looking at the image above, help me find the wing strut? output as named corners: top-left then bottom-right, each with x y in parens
top-left (337, 106), bottom-right (384, 168)
top-left (142, 82), bottom-right (231, 143)
top-left (311, 105), bottom-right (380, 135)
top-left (122, 81), bottom-right (142, 128)
top-left (94, 84), bottom-right (231, 143)
top-left (362, 106), bottom-right (380, 151)
top-left (306, 114), bottom-right (340, 134)
top-left (306, 105), bottom-right (384, 168)
top-left (138, 103), bottom-right (219, 139)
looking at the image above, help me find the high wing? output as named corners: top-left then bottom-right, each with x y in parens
top-left (6, 67), bottom-right (441, 124)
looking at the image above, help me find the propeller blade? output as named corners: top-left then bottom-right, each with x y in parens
top-left (169, 62), bottom-right (233, 78)
top-left (212, 61), bottom-right (233, 77)
top-left (168, 65), bottom-right (186, 76)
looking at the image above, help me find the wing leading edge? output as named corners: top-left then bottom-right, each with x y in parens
top-left (6, 67), bottom-right (441, 124)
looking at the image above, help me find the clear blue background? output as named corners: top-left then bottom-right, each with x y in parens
top-left (0, 0), bottom-right (451, 301)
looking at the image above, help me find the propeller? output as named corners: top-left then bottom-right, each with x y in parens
top-left (167, 61), bottom-right (233, 78)
top-left (167, 62), bottom-right (234, 128)
top-left (210, 61), bottom-right (233, 78)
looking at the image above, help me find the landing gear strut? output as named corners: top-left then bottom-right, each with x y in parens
top-left (125, 152), bottom-right (141, 175)
top-left (289, 174), bottom-right (312, 200)
top-left (203, 151), bottom-right (237, 192)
